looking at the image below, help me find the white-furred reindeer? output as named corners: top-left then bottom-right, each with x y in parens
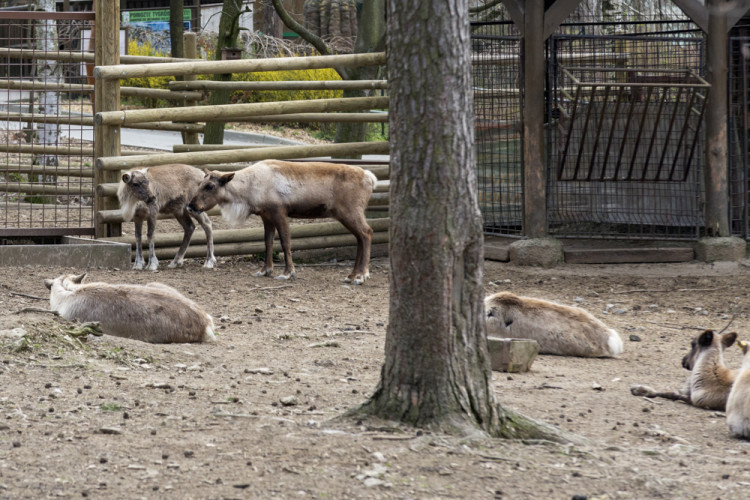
top-left (726, 340), bottom-right (750, 437)
top-left (187, 160), bottom-right (376, 284)
top-left (118, 164), bottom-right (217, 271)
top-left (484, 291), bottom-right (623, 357)
top-left (631, 330), bottom-right (738, 411)
top-left (44, 273), bottom-right (215, 344)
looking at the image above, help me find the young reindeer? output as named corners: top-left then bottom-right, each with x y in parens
top-left (630, 330), bottom-right (738, 411)
top-left (726, 340), bottom-right (750, 438)
top-left (44, 273), bottom-right (215, 344)
top-left (118, 164), bottom-right (217, 271)
top-left (484, 292), bottom-right (624, 357)
top-left (187, 160), bottom-right (377, 284)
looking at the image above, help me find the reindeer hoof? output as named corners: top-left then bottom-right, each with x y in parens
top-left (167, 261), bottom-right (182, 269)
top-left (133, 263), bottom-right (144, 270)
top-left (203, 259), bottom-right (216, 269)
top-left (630, 385), bottom-right (656, 397)
top-left (253, 269), bottom-right (271, 277)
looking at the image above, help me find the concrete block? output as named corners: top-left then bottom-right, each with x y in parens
top-left (0, 237), bottom-right (131, 268)
top-left (508, 238), bottom-right (564, 267)
top-left (487, 337), bottom-right (539, 372)
top-left (695, 237), bottom-right (746, 262)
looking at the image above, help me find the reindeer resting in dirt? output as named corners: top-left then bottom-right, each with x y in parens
top-left (727, 340), bottom-right (750, 437)
top-left (630, 330), bottom-right (738, 411)
top-left (118, 164), bottom-right (217, 271)
top-left (187, 160), bottom-right (377, 284)
top-left (45, 273), bottom-right (215, 344)
top-left (484, 292), bottom-right (624, 357)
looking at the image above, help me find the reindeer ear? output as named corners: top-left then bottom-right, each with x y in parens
top-left (122, 173), bottom-right (132, 183)
top-left (71, 273), bottom-right (87, 284)
top-left (203, 168), bottom-right (211, 177)
top-left (219, 172), bottom-right (235, 186)
top-left (44, 279), bottom-right (54, 290)
top-left (697, 330), bottom-right (714, 347)
top-left (723, 332), bottom-right (738, 348)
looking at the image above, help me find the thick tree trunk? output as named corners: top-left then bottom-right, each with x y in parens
top-left (203, 0), bottom-right (242, 145)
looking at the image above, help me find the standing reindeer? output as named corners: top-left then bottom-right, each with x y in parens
top-left (45, 273), bottom-right (215, 344)
top-left (187, 160), bottom-right (377, 284)
top-left (484, 292), bottom-right (624, 357)
top-left (118, 164), bottom-right (217, 271)
top-left (630, 330), bottom-right (738, 411)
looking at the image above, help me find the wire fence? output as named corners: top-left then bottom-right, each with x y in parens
top-left (0, 11), bottom-right (95, 239)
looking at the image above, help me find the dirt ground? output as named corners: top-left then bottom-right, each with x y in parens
top-left (3, 248), bottom-right (750, 499)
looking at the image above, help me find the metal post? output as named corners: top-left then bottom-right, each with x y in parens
top-left (705, 0), bottom-right (729, 236)
top-left (94, 0), bottom-right (121, 238)
top-left (523, 1), bottom-right (546, 237)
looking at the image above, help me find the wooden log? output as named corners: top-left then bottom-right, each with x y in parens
top-left (104, 218), bottom-right (390, 247)
top-left (168, 79), bottom-right (389, 91)
top-left (0, 79), bottom-right (202, 101)
top-left (140, 230), bottom-right (390, 261)
top-left (0, 113), bottom-right (204, 132)
top-left (97, 206), bottom-right (222, 224)
top-left (0, 47), bottom-right (194, 64)
top-left (187, 162), bottom-right (390, 179)
top-left (232, 112), bottom-right (388, 123)
top-left (95, 52), bottom-right (387, 80)
top-left (0, 144), bottom-right (94, 156)
top-left (487, 337), bottom-right (539, 373)
top-left (181, 31), bottom-right (200, 146)
top-left (0, 182), bottom-right (91, 196)
top-left (96, 141), bottom-right (390, 170)
top-left (95, 96), bottom-right (389, 126)
top-left (172, 144), bottom-right (275, 152)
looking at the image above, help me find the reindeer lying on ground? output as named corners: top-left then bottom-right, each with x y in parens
top-left (118, 164), bottom-right (217, 271)
top-left (727, 340), bottom-right (750, 437)
top-left (630, 330), bottom-right (738, 411)
top-left (187, 160), bottom-right (377, 284)
top-left (484, 292), bottom-right (624, 357)
top-left (44, 273), bottom-right (215, 344)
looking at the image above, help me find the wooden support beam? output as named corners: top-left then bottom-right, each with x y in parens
top-left (544, 0), bottom-right (586, 39)
top-left (499, 0), bottom-right (524, 34)
top-left (671, 0), bottom-right (708, 32)
top-left (231, 112), bottom-right (389, 123)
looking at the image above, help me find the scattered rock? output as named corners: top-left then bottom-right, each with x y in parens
top-left (629, 334), bottom-right (642, 342)
top-left (244, 367), bottom-right (273, 375)
top-left (97, 427), bottom-right (122, 435)
top-left (280, 396), bottom-right (298, 406)
top-left (0, 328), bottom-right (26, 339)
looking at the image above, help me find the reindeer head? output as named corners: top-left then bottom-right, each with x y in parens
top-left (682, 330), bottom-right (737, 370)
top-left (187, 169), bottom-right (235, 214)
top-left (121, 170), bottom-right (155, 205)
top-left (44, 273), bottom-right (87, 291)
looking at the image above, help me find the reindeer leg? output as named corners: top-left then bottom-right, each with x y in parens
top-left (195, 212), bottom-right (216, 269)
top-left (132, 218), bottom-right (145, 270)
top-left (169, 211), bottom-right (195, 268)
top-left (630, 384), bottom-right (691, 404)
top-left (338, 213), bottom-right (372, 285)
top-left (145, 212), bottom-right (159, 271)
top-left (273, 212), bottom-right (295, 280)
top-left (253, 217), bottom-right (275, 277)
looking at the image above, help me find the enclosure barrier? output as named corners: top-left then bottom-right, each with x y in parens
top-left (94, 51), bottom-right (390, 260)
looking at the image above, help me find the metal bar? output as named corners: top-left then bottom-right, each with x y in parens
top-left (683, 87), bottom-right (709, 182)
top-left (587, 84), bottom-right (611, 180)
top-left (654, 86), bottom-right (684, 181)
top-left (626, 85), bottom-right (654, 180)
top-left (641, 87), bottom-right (669, 181)
top-left (557, 84), bottom-right (582, 180)
top-left (572, 85), bottom-right (597, 180)
top-left (613, 87), bottom-right (639, 180)
top-left (600, 85), bottom-right (625, 180)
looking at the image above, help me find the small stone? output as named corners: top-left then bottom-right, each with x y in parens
top-left (98, 427), bottom-right (122, 435)
top-left (184, 450), bottom-right (194, 458)
top-left (363, 478), bottom-right (385, 488)
top-left (629, 334), bottom-right (642, 342)
top-left (0, 328), bottom-right (26, 339)
top-left (280, 396), bottom-right (298, 407)
top-left (244, 367), bottom-right (273, 375)
top-left (592, 383), bottom-right (604, 391)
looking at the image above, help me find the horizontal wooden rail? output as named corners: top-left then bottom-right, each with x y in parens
top-left (105, 218), bottom-right (390, 246)
top-left (233, 112), bottom-right (388, 123)
top-left (96, 96), bottom-right (388, 125)
top-left (0, 182), bottom-right (91, 196)
top-left (96, 141), bottom-right (390, 170)
top-left (95, 52), bottom-right (387, 80)
top-left (171, 144), bottom-right (275, 152)
top-left (97, 206), bottom-right (222, 224)
top-left (0, 79), bottom-right (203, 100)
top-left (0, 144), bottom-right (94, 156)
top-left (168, 79), bottom-right (388, 91)
top-left (195, 162), bottom-right (390, 179)
top-left (0, 47), bottom-right (194, 64)
top-left (139, 231), bottom-right (390, 261)
top-left (1, 164), bottom-right (93, 178)
top-left (0, 112), bottom-right (205, 132)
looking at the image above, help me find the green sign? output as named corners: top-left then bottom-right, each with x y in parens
top-left (123, 9), bottom-right (191, 24)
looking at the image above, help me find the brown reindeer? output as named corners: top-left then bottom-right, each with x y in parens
top-left (118, 164), bottom-right (217, 271)
top-left (630, 330), bottom-right (738, 411)
top-left (187, 160), bottom-right (376, 284)
top-left (45, 273), bottom-right (215, 344)
top-left (727, 340), bottom-right (750, 438)
top-left (484, 292), bottom-right (624, 357)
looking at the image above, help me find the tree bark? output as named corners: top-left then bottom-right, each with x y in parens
top-left (203, 0), bottom-right (243, 145)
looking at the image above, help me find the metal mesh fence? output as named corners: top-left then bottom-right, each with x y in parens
top-left (471, 21), bottom-right (523, 236)
top-left (547, 29), bottom-right (707, 239)
top-left (729, 35), bottom-right (750, 239)
top-left (0, 11), bottom-right (95, 238)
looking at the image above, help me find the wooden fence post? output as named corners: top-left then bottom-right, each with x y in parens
top-left (181, 31), bottom-right (200, 145)
top-left (94, 0), bottom-right (121, 238)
